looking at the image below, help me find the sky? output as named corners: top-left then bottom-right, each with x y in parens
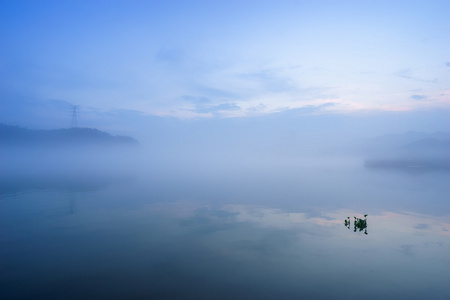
top-left (1, 0), bottom-right (450, 137)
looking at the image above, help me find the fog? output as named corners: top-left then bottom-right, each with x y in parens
top-left (2, 0), bottom-right (450, 298)
top-left (2, 114), bottom-right (450, 299)
top-left (2, 110), bottom-right (449, 216)
top-left (3, 107), bottom-right (450, 170)
top-left (2, 109), bottom-right (449, 202)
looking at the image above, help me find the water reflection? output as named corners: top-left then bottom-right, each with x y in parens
top-left (1, 164), bottom-right (450, 300)
top-left (0, 173), bottom-right (133, 196)
top-left (1, 193), bottom-right (450, 299)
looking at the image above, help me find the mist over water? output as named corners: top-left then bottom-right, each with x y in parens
top-left (1, 124), bottom-right (450, 299)
top-left (2, 1), bottom-right (450, 297)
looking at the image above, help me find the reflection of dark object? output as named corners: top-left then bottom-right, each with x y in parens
top-left (354, 217), bottom-right (367, 233)
top-left (344, 215), bottom-right (368, 235)
top-left (344, 217), bottom-right (350, 229)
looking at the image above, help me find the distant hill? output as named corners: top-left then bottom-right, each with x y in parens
top-left (0, 124), bottom-right (138, 146)
top-left (362, 131), bottom-right (450, 154)
top-left (0, 124), bottom-right (140, 182)
top-left (402, 137), bottom-right (450, 153)
top-left (364, 132), bottom-right (450, 170)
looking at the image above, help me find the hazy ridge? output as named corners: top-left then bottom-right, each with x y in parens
top-left (363, 132), bottom-right (450, 170)
top-left (0, 124), bottom-right (138, 146)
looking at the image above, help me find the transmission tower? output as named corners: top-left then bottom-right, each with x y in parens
top-left (71, 105), bottom-right (79, 128)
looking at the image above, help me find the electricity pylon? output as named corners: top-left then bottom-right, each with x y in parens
top-left (71, 105), bottom-right (79, 128)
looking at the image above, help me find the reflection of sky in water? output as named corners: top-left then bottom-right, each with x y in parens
top-left (1, 162), bottom-right (450, 299)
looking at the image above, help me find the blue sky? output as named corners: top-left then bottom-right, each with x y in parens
top-left (1, 0), bottom-right (450, 133)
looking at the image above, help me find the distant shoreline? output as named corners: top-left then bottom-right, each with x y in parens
top-left (364, 158), bottom-right (450, 171)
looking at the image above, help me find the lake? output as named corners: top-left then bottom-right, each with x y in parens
top-left (1, 156), bottom-right (449, 299)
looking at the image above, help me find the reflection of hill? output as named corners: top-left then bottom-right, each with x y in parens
top-left (0, 124), bottom-right (138, 146)
top-left (0, 173), bottom-right (132, 195)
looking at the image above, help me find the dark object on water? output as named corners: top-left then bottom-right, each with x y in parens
top-left (344, 215), bottom-right (368, 235)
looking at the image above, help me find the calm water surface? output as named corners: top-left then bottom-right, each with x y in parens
top-left (1, 158), bottom-right (449, 299)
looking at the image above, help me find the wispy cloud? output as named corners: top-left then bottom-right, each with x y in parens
top-left (396, 69), bottom-right (437, 83)
top-left (414, 224), bottom-right (430, 230)
top-left (156, 47), bottom-right (184, 64)
top-left (182, 95), bottom-right (211, 104)
top-left (410, 94), bottom-right (427, 100)
top-left (2, 1), bottom-right (450, 121)
top-left (192, 102), bottom-right (241, 115)
top-left (193, 86), bottom-right (238, 99)
top-left (238, 69), bottom-right (296, 93)
top-left (247, 103), bottom-right (267, 113)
